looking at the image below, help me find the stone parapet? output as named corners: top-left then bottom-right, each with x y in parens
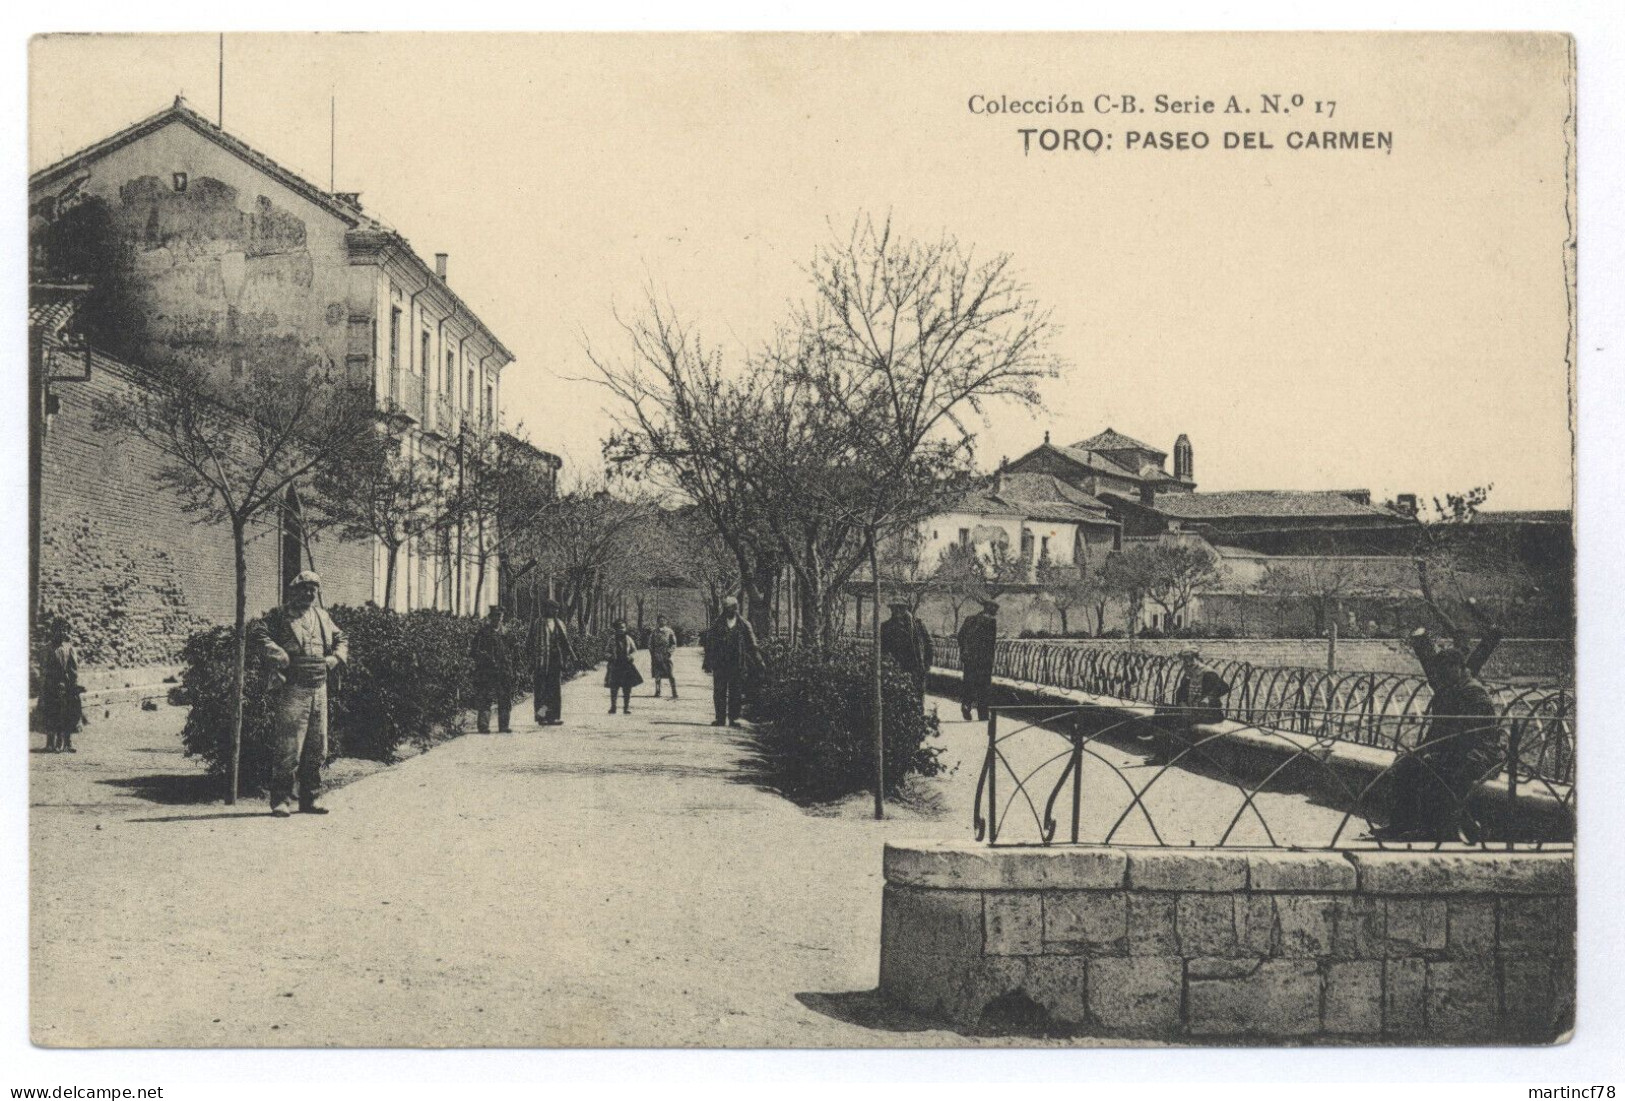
top-left (879, 841), bottom-right (1574, 1043)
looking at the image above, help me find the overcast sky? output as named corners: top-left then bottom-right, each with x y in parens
top-left (30, 32), bottom-right (1575, 510)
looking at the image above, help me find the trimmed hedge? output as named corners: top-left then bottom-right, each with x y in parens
top-left (174, 605), bottom-right (607, 796)
top-left (744, 638), bottom-right (946, 803)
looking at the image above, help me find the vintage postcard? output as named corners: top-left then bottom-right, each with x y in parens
top-left (26, 32), bottom-right (1575, 1049)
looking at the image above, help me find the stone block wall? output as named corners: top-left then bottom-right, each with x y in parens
top-left (880, 842), bottom-right (1574, 1043)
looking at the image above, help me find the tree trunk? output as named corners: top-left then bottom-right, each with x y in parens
top-left (746, 557), bottom-right (777, 641)
top-left (229, 515), bottom-right (249, 806)
top-left (383, 541), bottom-right (400, 610)
top-left (868, 529), bottom-right (885, 820)
top-left (1059, 607), bottom-right (1070, 634)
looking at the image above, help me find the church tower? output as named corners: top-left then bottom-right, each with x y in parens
top-left (1174, 434), bottom-right (1194, 481)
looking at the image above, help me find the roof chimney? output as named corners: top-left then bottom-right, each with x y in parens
top-left (435, 253), bottom-right (448, 280)
top-left (995, 457), bottom-right (1007, 495)
top-left (1044, 430), bottom-right (1051, 445)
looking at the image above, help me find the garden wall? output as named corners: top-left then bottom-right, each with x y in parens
top-left (880, 842), bottom-right (1574, 1043)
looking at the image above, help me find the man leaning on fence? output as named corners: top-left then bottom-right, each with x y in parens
top-left (252, 570), bottom-right (347, 817)
top-left (956, 599), bottom-right (999, 722)
top-left (1142, 646), bottom-right (1230, 767)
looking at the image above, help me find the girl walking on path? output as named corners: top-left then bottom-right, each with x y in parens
top-left (605, 620), bottom-right (644, 714)
top-left (649, 616), bottom-right (678, 699)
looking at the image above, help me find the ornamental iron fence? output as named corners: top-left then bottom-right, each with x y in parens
top-left (933, 636), bottom-right (1573, 787)
top-left (972, 703), bottom-right (1574, 852)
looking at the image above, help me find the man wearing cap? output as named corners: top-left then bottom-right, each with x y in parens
top-left (879, 601), bottom-right (935, 711)
top-left (702, 596), bottom-right (761, 727)
top-left (253, 571), bottom-right (347, 817)
top-left (526, 599), bottom-right (575, 726)
top-left (956, 599), bottom-right (1000, 722)
top-left (1144, 646), bottom-right (1231, 766)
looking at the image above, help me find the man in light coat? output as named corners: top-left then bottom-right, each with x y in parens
top-left (253, 570), bottom-right (347, 817)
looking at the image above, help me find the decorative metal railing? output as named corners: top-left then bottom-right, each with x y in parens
top-left (972, 703), bottom-right (1574, 851)
top-left (933, 637), bottom-right (1573, 787)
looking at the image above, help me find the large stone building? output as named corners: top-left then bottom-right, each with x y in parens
top-left (1006, 427), bottom-right (1197, 503)
top-left (30, 98), bottom-right (532, 670)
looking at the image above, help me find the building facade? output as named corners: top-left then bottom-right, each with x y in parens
top-left (30, 99), bottom-right (528, 668)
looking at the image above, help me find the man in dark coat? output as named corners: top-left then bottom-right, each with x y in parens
top-left (879, 601), bottom-right (935, 711)
top-left (39, 620), bottom-right (85, 753)
top-left (702, 596), bottom-right (761, 727)
top-left (956, 599), bottom-right (1000, 722)
top-left (1376, 625), bottom-right (1504, 842)
top-left (252, 570), bottom-right (348, 817)
top-left (471, 605), bottom-right (514, 733)
top-left (1143, 646), bottom-right (1231, 766)
top-left (526, 600), bottom-right (575, 726)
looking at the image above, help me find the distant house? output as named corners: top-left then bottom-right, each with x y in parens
top-left (915, 470), bottom-right (1121, 581)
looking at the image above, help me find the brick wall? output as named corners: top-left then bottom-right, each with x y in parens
top-left (881, 842), bottom-right (1574, 1043)
top-left (38, 350), bottom-right (374, 669)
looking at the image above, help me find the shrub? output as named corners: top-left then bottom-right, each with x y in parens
top-left (175, 604), bottom-right (506, 795)
top-left (563, 626), bottom-right (611, 678)
top-left (1099, 628), bottom-right (1126, 639)
top-left (1138, 627), bottom-right (1166, 640)
top-left (745, 638), bottom-right (946, 803)
top-left (177, 620), bottom-right (280, 795)
top-left (327, 605), bottom-right (483, 761)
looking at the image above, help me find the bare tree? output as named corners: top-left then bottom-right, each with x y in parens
top-left (932, 542), bottom-right (984, 632)
top-left (1037, 560), bottom-right (1110, 635)
top-left (444, 424), bottom-right (560, 616)
top-left (791, 213), bottom-right (1060, 816)
top-left (96, 361), bottom-right (374, 803)
top-left (310, 416), bottom-right (456, 610)
top-left (1103, 547), bottom-right (1159, 638)
top-left (592, 302), bottom-right (793, 639)
top-left (1141, 542), bottom-right (1222, 630)
top-left (1259, 556), bottom-right (1391, 636)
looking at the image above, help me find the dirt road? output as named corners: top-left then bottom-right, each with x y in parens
top-left (31, 648), bottom-right (1040, 1047)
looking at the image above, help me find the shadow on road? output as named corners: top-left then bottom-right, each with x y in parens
top-left (97, 772), bottom-right (220, 806)
top-left (128, 811), bottom-right (269, 824)
top-left (794, 990), bottom-right (942, 1034)
top-left (795, 990), bottom-right (1084, 1040)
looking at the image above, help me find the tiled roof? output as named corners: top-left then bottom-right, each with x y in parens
top-left (954, 472), bottom-right (1117, 525)
top-left (1124, 489), bottom-right (1409, 521)
top-left (31, 98), bottom-right (380, 232)
top-left (1043, 443), bottom-right (1139, 480)
top-left (28, 294), bottom-right (82, 334)
top-left (1071, 427), bottom-right (1166, 457)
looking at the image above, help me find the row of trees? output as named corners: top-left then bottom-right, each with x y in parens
top-left (923, 538), bottom-right (1222, 636)
top-left (591, 213), bottom-right (1061, 815)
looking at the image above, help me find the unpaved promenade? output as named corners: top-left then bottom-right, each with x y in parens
top-left (32, 646), bottom-right (1352, 1047)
